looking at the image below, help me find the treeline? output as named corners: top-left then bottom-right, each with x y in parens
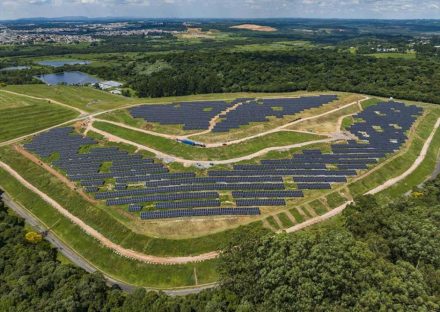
top-left (120, 49), bottom-right (440, 103)
top-left (1, 175), bottom-right (439, 311)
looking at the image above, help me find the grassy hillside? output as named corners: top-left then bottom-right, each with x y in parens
top-left (0, 92), bottom-right (78, 143)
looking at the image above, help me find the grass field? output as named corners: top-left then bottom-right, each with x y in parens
top-left (1, 85), bottom-right (143, 112)
top-left (0, 92), bottom-right (78, 143)
top-left (93, 121), bottom-right (324, 160)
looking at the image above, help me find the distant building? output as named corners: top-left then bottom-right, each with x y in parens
top-left (110, 89), bottom-right (122, 95)
top-left (99, 80), bottom-right (123, 90)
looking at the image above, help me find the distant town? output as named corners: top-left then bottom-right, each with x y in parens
top-left (0, 21), bottom-right (181, 45)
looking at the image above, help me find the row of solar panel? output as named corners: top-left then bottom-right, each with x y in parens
top-left (95, 183), bottom-right (286, 199)
top-left (106, 191), bottom-right (219, 206)
top-left (140, 207), bottom-right (261, 220)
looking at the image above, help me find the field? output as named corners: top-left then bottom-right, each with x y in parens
top-left (0, 85), bottom-right (144, 112)
top-left (0, 86), bottom-right (439, 290)
top-left (0, 91), bottom-right (78, 143)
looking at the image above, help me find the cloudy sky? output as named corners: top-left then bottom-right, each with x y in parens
top-left (1, 0), bottom-right (440, 20)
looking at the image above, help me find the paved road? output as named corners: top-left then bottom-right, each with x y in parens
top-left (1, 193), bottom-right (217, 295)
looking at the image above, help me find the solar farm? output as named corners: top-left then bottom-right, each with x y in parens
top-left (1, 87), bottom-right (439, 289)
top-left (20, 97), bottom-right (422, 222)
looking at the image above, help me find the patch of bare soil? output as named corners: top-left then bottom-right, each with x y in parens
top-left (230, 24), bottom-right (277, 32)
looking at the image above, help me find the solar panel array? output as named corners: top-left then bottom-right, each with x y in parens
top-left (212, 95), bottom-right (338, 132)
top-left (141, 207), bottom-right (260, 220)
top-left (129, 101), bottom-right (234, 130)
top-left (24, 100), bottom-right (422, 220)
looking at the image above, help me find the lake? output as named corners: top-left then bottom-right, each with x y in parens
top-left (37, 71), bottom-right (100, 85)
top-left (37, 60), bottom-right (91, 67)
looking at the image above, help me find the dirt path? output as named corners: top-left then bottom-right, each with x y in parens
top-left (285, 117), bottom-right (440, 234)
top-left (92, 98), bottom-right (366, 152)
top-left (0, 89), bottom-right (87, 115)
top-left (89, 123), bottom-right (338, 165)
top-left (203, 98), bottom-right (367, 148)
top-left (93, 118), bottom-right (179, 140)
top-left (0, 116), bottom-right (86, 148)
top-left (185, 99), bottom-right (248, 138)
top-left (14, 145), bottom-right (97, 204)
top-left (366, 117), bottom-right (440, 195)
top-left (0, 160), bottom-right (219, 265)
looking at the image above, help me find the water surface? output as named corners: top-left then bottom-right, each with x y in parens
top-left (37, 71), bottom-right (100, 85)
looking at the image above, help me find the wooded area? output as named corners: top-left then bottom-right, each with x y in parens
top-left (1, 176), bottom-right (439, 311)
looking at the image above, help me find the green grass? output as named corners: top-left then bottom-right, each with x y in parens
top-left (289, 208), bottom-right (305, 223)
top-left (0, 167), bottom-right (218, 288)
top-left (277, 212), bottom-right (294, 228)
top-left (325, 192), bottom-right (346, 209)
top-left (340, 116), bottom-right (354, 130)
top-left (93, 121), bottom-right (324, 161)
top-left (361, 98), bottom-right (382, 110)
top-left (0, 146), bottom-right (265, 257)
top-left (1, 85), bottom-right (143, 112)
top-left (309, 200), bottom-right (328, 216)
top-left (348, 109), bottom-right (440, 199)
top-left (266, 216), bottom-right (280, 230)
top-left (230, 40), bottom-right (313, 52)
top-left (367, 52), bottom-right (416, 60)
top-left (373, 113), bottom-right (440, 202)
top-left (0, 92), bottom-right (78, 142)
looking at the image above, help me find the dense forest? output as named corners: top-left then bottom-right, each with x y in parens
top-left (77, 49), bottom-right (440, 103)
top-left (1, 175), bottom-right (439, 311)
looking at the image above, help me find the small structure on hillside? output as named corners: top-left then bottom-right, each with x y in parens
top-left (98, 80), bottom-right (123, 90)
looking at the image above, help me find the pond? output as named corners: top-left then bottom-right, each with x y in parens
top-left (37, 60), bottom-right (91, 67)
top-left (36, 71), bottom-right (100, 85)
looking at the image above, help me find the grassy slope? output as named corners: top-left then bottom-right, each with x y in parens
top-left (0, 92), bottom-right (78, 142)
top-left (0, 167), bottom-right (218, 288)
top-left (1, 85), bottom-right (347, 115)
top-left (93, 121), bottom-right (324, 161)
top-left (0, 146), bottom-right (265, 257)
top-left (348, 108), bottom-right (440, 200)
top-left (1, 85), bottom-right (142, 112)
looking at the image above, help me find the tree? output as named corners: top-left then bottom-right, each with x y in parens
top-left (24, 231), bottom-right (42, 244)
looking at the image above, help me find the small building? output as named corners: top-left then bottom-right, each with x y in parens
top-left (110, 89), bottom-right (122, 95)
top-left (99, 80), bottom-right (123, 90)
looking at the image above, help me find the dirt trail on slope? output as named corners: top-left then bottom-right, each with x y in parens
top-left (185, 99), bottom-right (247, 138)
top-left (93, 98), bottom-right (367, 150)
top-left (0, 160), bottom-right (219, 265)
top-left (0, 89), bottom-right (86, 115)
top-left (285, 117), bottom-right (440, 234)
top-left (89, 123), bottom-right (339, 165)
top-left (204, 99), bottom-right (367, 148)
top-left (13, 145), bottom-right (97, 204)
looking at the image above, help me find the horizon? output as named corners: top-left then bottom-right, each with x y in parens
top-left (3, 16), bottom-right (440, 23)
top-left (1, 0), bottom-right (440, 21)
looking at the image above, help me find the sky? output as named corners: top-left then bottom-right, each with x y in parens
top-left (1, 0), bottom-right (440, 20)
